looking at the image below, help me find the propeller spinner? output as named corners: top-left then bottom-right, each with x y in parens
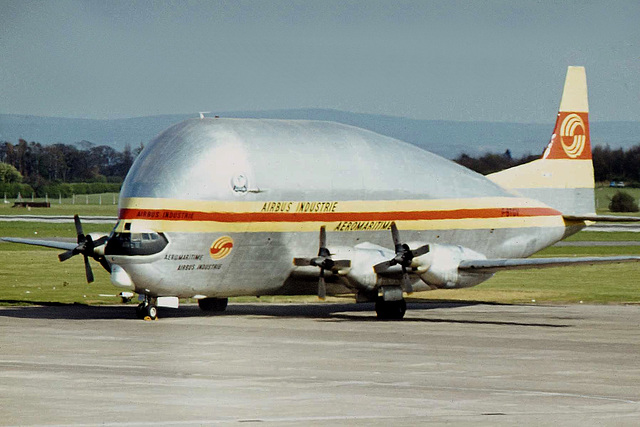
top-left (58, 215), bottom-right (110, 283)
top-left (373, 222), bottom-right (429, 293)
top-left (293, 226), bottom-right (351, 299)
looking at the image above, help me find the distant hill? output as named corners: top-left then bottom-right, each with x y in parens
top-left (1, 110), bottom-right (638, 159)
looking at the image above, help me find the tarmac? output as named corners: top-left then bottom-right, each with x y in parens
top-left (1, 302), bottom-right (639, 426)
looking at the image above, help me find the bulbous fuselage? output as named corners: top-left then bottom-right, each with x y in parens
top-left (107, 118), bottom-right (566, 297)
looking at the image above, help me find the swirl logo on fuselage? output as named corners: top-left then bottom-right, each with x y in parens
top-left (560, 113), bottom-right (586, 158)
top-left (210, 236), bottom-right (233, 260)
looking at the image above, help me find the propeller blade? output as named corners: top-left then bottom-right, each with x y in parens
top-left (319, 226), bottom-right (326, 250)
top-left (401, 269), bottom-right (414, 294)
top-left (373, 259), bottom-right (394, 274)
top-left (296, 226), bottom-right (352, 299)
top-left (83, 255), bottom-right (94, 283)
top-left (391, 222), bottom-right (401, 247)
top-left (92, 236), bottom-right (109, 247)
top-left (375, 222), bottom-right (427, 291)
top-left (58, 250), bottom-right (76, 262)
top-left (412, 244), bottom-right (430, 258)
top-left (318, 270), bottom-right (326, 300)
top-left (56, 214), bottom-right (108, 281)
top-left (333, 259), bottom-right (351, 269)
top-left (74, 215), bottom-right (85, 241)
top-left (293, 258), bottom-right (312, 267)
top-left (98, 257), bottom-right (112, 273)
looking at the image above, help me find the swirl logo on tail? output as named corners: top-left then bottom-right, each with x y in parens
top-left (210, 236), bottom-right (234, 260)
top-left (560, 113), bottom-right (586, 158)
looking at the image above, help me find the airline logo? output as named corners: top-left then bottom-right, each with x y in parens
top-left (210, 236), bottom-right (234, 259)
top-left (542, 111), bottom-right (591, 160)
top-left (560, 113), bottom-right (586, 158)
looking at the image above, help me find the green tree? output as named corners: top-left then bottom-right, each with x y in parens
top-left (0, 162), bottom-right (23, 183)
top-left (609, 191), bottom-right (639, 213)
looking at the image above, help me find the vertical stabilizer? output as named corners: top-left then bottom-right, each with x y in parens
top-left (542, 66), bottom-right (590, 160)
top-left (488, 66), bottom-right (595, 215)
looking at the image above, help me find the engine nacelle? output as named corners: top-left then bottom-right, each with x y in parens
top-left (329, 244), bottom-right (386, 290)
top-left (410, 243), bottom-right (493, 289)
top-left (328, 242), bottom-right (493, 293)
top-left (332, 243), bottom-right (430, 293)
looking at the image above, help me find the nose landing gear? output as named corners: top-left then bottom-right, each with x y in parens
top-left (136, 296), bottom-right (158, 320)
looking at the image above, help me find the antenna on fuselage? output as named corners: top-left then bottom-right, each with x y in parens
top-left (198, 111), bottom-right (211, 119)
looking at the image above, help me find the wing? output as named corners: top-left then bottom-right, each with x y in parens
top-left (459, 256), bottom-right (640, 274)
top-left (564, 214), bottom-right (640, 222)
top-left (0, 237), bottom-right (77, 251)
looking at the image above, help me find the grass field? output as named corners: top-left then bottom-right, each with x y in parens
top-left (2, 188), bottom-right (640, 307)
top-left (595, 185), bottom-right (640, 214)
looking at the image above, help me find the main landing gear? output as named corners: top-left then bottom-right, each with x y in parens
top-left (375, 298), bottom-right (407, 320)
top-left (136, 296), bottom-right (158, 320)
top-left (374, 286), bottom-right (407, 320)
top-left (198, 297), bottom-right (228, 313)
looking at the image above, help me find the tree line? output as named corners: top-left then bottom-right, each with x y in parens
top-left (455, 145), bottom-right (640, 185)
top-left (0, 139), bottom-right (143, 197)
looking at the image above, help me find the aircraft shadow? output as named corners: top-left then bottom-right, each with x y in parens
top-left (0, 300), bottom-right (571, 328)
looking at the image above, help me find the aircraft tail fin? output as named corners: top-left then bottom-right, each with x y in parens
top-left (487, 66), bottom-right (595, 215)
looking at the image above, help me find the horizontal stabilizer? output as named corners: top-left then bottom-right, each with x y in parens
top-left (459, 256), bottom-right (640, 274)
top-left (0, 237), bottom-right (77, 251)
top-left (564, 214), bottom-right (640, 222)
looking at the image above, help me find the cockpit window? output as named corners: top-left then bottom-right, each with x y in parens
top-left (105, 232), bottom-right (168, 256)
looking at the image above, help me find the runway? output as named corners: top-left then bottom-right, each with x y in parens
top-left (1, 302), bottom-right (639, 425)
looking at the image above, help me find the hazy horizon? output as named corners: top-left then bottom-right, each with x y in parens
top-left (2, 108), bottom-right (640, 124)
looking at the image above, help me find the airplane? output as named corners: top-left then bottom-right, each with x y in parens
top-left (3, 66), bottom-right (640, 321)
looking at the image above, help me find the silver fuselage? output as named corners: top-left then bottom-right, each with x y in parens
top-left (106, 118), bottom-right (573, 298)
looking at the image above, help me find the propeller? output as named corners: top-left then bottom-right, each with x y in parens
top-left (293, 226), bottom-right (351, 299)
top-left (58, 215), bottom-right (110, 283)
top-left (373, 222), bottom-right (430, 293)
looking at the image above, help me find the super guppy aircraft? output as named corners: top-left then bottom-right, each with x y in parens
top-left (3, 67), bottom-right (640, 320)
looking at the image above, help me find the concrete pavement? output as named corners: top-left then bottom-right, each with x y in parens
top-left (0, 302), bottom-right (639, 425)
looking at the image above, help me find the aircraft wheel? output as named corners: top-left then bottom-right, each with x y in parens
top-left (146, 305), bottom-right (158, 320)
top-left (375, 298), bottom-right (406, 320)
top-left (198, 297), bottom-right (228, 312)
top-left (136, 302), bottom-right (158, 320)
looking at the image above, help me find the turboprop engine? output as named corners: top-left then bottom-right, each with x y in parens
top-left (332, 243), bottom-right (429, 293)
top-left (410, 243), bottom-right (492, 289)
top-left (293, 224), bottom-right (495, 297)
top-left (319, 242), bottom-right (493, 293)
top-left (57, 215), bottom-right (111, 283)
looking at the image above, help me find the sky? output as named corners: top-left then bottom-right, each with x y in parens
top-left (1, 0), bottom-right (639, 123)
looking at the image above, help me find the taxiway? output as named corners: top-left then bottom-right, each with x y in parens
top-left (0, 302), bottom-right (639, 425)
